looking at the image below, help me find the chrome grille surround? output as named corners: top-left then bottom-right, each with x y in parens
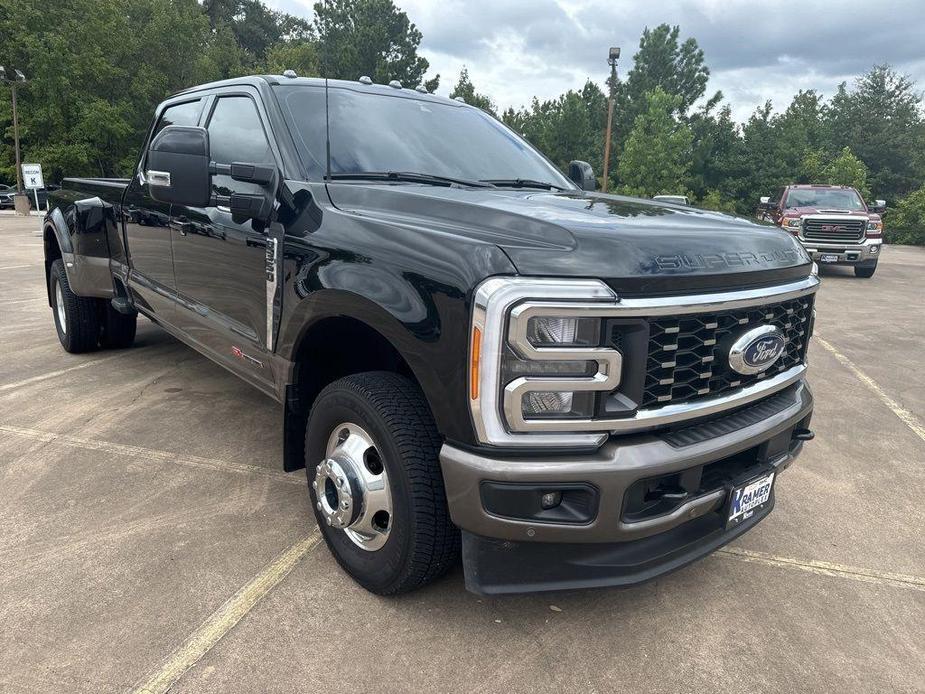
top-left (801, 214), bottom-right (866, 244)
top-left (470, 275), bottom-right (820, 448)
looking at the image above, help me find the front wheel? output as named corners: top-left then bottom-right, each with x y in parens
top-left (305, 372), bottom-right (459, 595)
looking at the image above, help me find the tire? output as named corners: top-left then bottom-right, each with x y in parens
top-left (100, 303), bottom-right (137, 349)
top-left (50, 258), bottom-right (101, 353)
top-left (305, 372), bottom-right (459, 595)
top-left (854, 263), bottom-right (877, 278)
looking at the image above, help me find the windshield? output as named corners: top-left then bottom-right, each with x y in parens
top-left (279, 85), bottom-right (573, 188)
top-left (784, 188), bottom-right (865, 210)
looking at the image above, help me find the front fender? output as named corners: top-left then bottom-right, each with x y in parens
top-left (275, 229), bottom-right (515, 445)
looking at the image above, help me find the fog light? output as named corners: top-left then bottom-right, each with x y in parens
top-left (541, 492), bottom-right (562, 509)
top-left (869, 244), bottom-right (880, 254)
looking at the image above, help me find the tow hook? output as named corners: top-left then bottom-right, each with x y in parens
top-left (792, 428), bottom-right (815, 442)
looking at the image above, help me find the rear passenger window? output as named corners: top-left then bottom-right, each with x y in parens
top-left (152, 100), bottom-right (203, 139)
top-left (207, 96), bottom-right (273, 196)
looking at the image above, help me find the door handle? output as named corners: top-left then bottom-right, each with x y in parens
top-left (169, 218), bottom-right (192, 235)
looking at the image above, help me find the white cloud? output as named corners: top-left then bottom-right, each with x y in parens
top-left (269, 0), bottom-right (925, 122)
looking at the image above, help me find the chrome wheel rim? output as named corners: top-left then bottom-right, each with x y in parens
top-left (55, 282), bottom-right (66, 335)
top-left (314, 422), bottom-right (392, 551)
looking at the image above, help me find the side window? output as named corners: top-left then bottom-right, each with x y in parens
top-left (142, 100), bottom-right (202, 171)
top-left (771, 187), bottom-right (786, 207)
top-left (207, 96), bottom-right (273, 196)
top-left (152, 100), bottom-right (203, 140)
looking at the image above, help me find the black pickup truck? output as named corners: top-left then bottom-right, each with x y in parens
top-left (43, 74), bottom-right (818, 595)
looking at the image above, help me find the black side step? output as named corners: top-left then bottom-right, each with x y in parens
top-left (110, 296), bottom-right (137, 315)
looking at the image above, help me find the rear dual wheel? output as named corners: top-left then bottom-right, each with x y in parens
top-left (50, 258), bottom-right (137, 353)
top-left (305, 372), bottom-right (459, 595)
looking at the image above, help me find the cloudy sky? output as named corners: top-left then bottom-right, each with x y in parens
top-left (269, 0), bottom-right (925, 122)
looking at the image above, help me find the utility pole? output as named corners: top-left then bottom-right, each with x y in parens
top-left (11, 79), bottom-right (23, 192)
top-left (1, 66), bottom-right (30, 214)
top-left (601, 47), bottom-right (620, 193)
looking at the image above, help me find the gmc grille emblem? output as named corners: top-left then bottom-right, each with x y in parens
top-left (819, 224), bottom-right (843, 232)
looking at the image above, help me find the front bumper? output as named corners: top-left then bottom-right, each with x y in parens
top-left (800, 237), bottom-right (881, 266)
top-left (440, 381), bottom-right (813, 594)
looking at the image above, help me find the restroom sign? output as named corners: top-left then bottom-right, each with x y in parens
top-left (22, 163), bottom-right (44, 189)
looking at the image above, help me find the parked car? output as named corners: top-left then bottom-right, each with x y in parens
top-left (652, 194), bottom-right (689, 206)
top-left (0, 184), bottom-right (15, 208)
top-left (43, 74), bottom-right (818, 595)
top-left (758, 184), bottom-right (884, 278)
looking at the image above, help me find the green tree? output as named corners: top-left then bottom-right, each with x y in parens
top-left (264, 41), bottom-right (321, 76)
top-left (775, 90), bottom-right (825, 181)
top-left (819, 147), bottom-right (870, 198)
top-left (313, 0), bottom-right (438, 90)
top-left (203, 0), bottom-right (311, 68)
top-left (688, 102), bottom-right (744, 201)
top-left (617, 88), bottom-right (693, 196)
top-left (0, 0), bottom-right (220, 180)
top-left (824, 65), bottom-right (924, 199)
top-left (886, 184), bottom-right (925, 245)
top-left (502, 81), bottom-right (607, 175)
top-left (449, 67), bottom-right (495, 114)
top-left (614, 24), bottom-right (717, 143)
top-left (699, 190), bottom-right (738, 213)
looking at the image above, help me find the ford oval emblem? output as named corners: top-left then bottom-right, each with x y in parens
top-left (728, 326), bottom-right (787, 375)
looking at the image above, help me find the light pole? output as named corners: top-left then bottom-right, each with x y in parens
top-left (1, 66), bottom-right (27, 190)
top-left (601, 47), bottom-right (619, 193)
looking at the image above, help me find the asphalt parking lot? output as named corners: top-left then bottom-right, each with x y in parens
top-left (1, 211), bottom-right (923, 694)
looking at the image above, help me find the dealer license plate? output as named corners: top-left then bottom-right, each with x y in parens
top-left (819, 254), bottom-right (839, 263)
top-left (726, 472), bottom-right (775, 527)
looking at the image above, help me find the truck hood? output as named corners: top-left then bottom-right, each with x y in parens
top-left (326, 184), bottom-right (812, 294)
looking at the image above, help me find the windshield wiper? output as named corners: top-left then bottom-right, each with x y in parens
top-left (479, 178), bottom-right (568, 191)
top-left (328, 171), bottom-right (495, 188)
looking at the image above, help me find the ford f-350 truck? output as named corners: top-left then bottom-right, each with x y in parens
top-left (44, 74), bottom-right (818, 595)
top-left (759, 184), bottom-right (884, 278)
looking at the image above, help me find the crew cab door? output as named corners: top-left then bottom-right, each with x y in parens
top-left (125, 97), bottom-right (204, 321)
top-left (169, 92), bottom-right (278, 390)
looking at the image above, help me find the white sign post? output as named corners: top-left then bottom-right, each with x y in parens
top-left (22, 163), bottom-right (44, 211)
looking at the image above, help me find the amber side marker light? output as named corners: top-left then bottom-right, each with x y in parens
top-left (470, 326), bottom-right (482, 400)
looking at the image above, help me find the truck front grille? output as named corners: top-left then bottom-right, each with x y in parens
top-left (802, 217), bottom-right (865, 243)
top-left (640, 295), bottom-right (813, 408)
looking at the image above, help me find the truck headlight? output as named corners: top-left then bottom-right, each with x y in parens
top-left (469, 278), bottom-right (621, 447)
top-left (784, 218), bottom-right (802, 229)
top-left (867, 221), bottom-right (882, 231)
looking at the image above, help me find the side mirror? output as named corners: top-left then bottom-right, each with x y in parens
top-left (147, 126), bottom-right (211, 207)
top-left (870, 199), bottom-right (886, 213)
top-left (568, 160), bottom-right (598, 191)
top-left (759, 196), bottom-right (770, 205)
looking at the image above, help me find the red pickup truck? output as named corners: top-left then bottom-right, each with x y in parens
top-left (758, 184), bottom-right (884, 278)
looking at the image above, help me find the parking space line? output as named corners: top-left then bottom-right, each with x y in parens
top-left (0, 264), bottom-right (37, 270)
top-left (717, 547), bottom-right (925, 592)
top-left (814, 334), bottom-right (925, 442)
top-left (130, 530), bottom-right (322, 694)
top-left (0, 354), bottom-right (131, 392)
top-left (0, 424), bottom-right (304, 485)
